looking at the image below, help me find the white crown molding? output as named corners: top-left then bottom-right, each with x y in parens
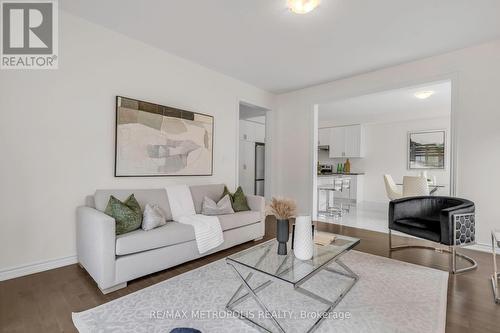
top-left (0, 255), bottom-right (78, 281)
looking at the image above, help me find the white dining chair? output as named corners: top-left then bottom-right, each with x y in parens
top-left (383, 174), bottom-right (403, 200)
top-left (403, 176), bottom-right (430, 197)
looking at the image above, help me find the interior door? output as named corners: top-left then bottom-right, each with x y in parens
top-left (239, 140), bottom-right (255, 195)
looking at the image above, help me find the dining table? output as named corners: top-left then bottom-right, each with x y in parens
top-left (396, 183), bottom-right (445, 195)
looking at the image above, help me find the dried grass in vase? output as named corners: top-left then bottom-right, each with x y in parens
top-left (267, 197), bottom-right (297, 220)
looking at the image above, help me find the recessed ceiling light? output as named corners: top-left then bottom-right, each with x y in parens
top-left (414, 91), bottom-right (435, 99)
top-left (288, 0), bottom-right (320, 14)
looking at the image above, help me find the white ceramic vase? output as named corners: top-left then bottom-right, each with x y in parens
top-left (293, 215), bottom-right (314, 260)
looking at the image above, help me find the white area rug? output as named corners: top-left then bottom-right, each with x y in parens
top-left (73, 251), bottom-right (448, 333)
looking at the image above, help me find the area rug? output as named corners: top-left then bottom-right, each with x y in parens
top-left (72, 251), bottom-right (448, 333)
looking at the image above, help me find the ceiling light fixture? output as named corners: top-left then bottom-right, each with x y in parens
top-left (414, 91), bottom-right (435, 99)
top-left (288, 0), bottom-right (320, 14)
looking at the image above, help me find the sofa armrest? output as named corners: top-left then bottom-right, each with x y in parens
top-left (246, 195), bottom-right (265, 213)
top-left (76, 206), bottom-right (116, 289)
top-left (246, 195), bottom-right (265, 238)
top-left (440, 203), bottom-right (475, 245)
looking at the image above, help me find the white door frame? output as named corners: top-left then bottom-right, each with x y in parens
top-left (236, 101), bottom-right (272, 200)
top-left (310, 73), bottom-right (458, 219)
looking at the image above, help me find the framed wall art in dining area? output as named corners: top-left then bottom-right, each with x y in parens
top-left (115, 96), bottom-right (214, 177)
top-left (408, 130), bottom-right (445, 169)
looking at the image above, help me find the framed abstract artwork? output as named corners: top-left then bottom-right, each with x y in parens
top-left (115, 96), bottom-right (213, 176)
top-left (407, 130), bottom-right (445, 169)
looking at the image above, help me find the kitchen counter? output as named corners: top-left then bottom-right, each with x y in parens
top-left (317, 172), bottom-right (365, 176)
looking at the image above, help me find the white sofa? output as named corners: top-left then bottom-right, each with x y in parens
top-left (76, 184), bottom-right (265, 294)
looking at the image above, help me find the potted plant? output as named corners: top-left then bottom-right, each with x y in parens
top-left (267, 197), bottom-right (297, 255)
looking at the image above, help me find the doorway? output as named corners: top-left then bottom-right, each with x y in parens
top-left (312, 79), bottom-right (454, 231)
top-left (239, 103), bottom-right (268, 197)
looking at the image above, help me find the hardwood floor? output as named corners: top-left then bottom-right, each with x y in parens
top-left (1, 218), bottom-right (499, 332)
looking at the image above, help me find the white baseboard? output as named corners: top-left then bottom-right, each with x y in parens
top-left (466, 242), bottom-right (492, 253)
top-left (0, 255), bottom-right (78, 281)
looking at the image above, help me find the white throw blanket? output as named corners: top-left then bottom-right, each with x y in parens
top-left (166, 185), bottom-right (224, 254)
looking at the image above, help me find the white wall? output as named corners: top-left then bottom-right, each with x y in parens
top-left (273, 39), bottom-right (500, 248)
top-left (0, 11), bottom-right (274, 275)
top-left (318, 116), bottom-right (451, 203)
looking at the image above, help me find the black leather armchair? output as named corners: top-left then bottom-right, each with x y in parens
top-left (388, 196), bottom-right (476, 273)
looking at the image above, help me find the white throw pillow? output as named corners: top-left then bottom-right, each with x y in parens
top-left (202, 194), bottom-right (234, 216)
top-left (142, 204), bottom-right (167, 231)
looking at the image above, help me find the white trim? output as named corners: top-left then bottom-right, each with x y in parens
top-left (467, 242), bottom-right (492, 253)
top-left (312, 104), bottom-right (319, 219)
top-left (0, 255), bottom-right (78, 281)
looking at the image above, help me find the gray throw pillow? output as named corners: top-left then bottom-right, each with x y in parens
top-left (142, 204), bottom-right (167, 231)
top-left (202, 194), bottom-right (234, 216)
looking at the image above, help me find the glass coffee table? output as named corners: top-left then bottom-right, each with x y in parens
top-left (225, 234), bottom-right (360, 333)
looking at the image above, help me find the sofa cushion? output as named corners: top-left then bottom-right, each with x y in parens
top-left (217, 211), bottom-right (261, 231)
top-left (190, 184), bottom-right (224, 214)
top-left (393, 218), bottom-right (441, 243)
top-left (95, 189), bottom-right (172, 221)
top-left (115, 222), bottom-right (195, 255)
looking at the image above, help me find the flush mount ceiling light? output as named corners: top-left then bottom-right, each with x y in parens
top-left (288, 0), bottom-right (320, 14)
top-left (414, 91), bottom-right (435, 99)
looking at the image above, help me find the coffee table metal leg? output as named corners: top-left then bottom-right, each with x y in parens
top-left (296, 259), bottom-right (359, 333)
top-left (227, 262), bottom-right (286, 333)
top-left (491, 232), bottom-right (500, 303)
top-left (226, 258), bottom-right (359, 333)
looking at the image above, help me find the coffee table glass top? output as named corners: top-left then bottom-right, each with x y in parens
top-left (227, 234), bottom-right (360, 285)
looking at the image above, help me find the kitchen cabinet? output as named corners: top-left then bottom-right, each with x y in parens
top-left (318, 128), bottom-right (331, 146)
top-left (328, 124), bottom-right (364, 158)
top-left (329, 127), bottom-right (346, 158)
top-left (240, 120), bottom-right (265, 143)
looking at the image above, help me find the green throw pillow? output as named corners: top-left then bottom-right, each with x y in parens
top-left (104, 194), bottom-right (142, 235)
top-left (222, 186), bottom-right (250, 212)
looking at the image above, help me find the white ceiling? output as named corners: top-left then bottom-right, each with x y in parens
top-left (61, 0), bottom-right (500, 93)
top-left (319, 81), bottom-right (451, 126)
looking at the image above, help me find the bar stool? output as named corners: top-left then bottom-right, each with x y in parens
top-left (340, 177), bottom-right (351, 214)
top-left (317, 178), bottom-right (343, 217)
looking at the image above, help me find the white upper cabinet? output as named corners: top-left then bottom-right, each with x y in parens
top-left (328, 124), bottom-right (364, 158)
top-left (254, 122), bottom-right (265, 143)
top-left (318, 128), bottom-right (331, 146)
top-left (240, 120), bottom-right (265, 143)
top-left (344, 124), bottom-right (363, 157)
top-left (329, 127), bottom-right (346, 158)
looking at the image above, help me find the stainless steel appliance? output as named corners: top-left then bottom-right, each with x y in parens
top-left (319, 164), bottom-right (333, 174)
top-left (255, 143), bottom-right (265, 196)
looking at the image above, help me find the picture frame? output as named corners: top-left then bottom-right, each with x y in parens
top-left (115, 96), bottom-right (214, 177)
top-left (407, 130), bottom-right (445, 169)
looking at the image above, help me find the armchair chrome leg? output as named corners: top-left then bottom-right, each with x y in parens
top-left (450, 246), bottom-right (477, 274)
top-left (388, 229), bottom-right (477, 274)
